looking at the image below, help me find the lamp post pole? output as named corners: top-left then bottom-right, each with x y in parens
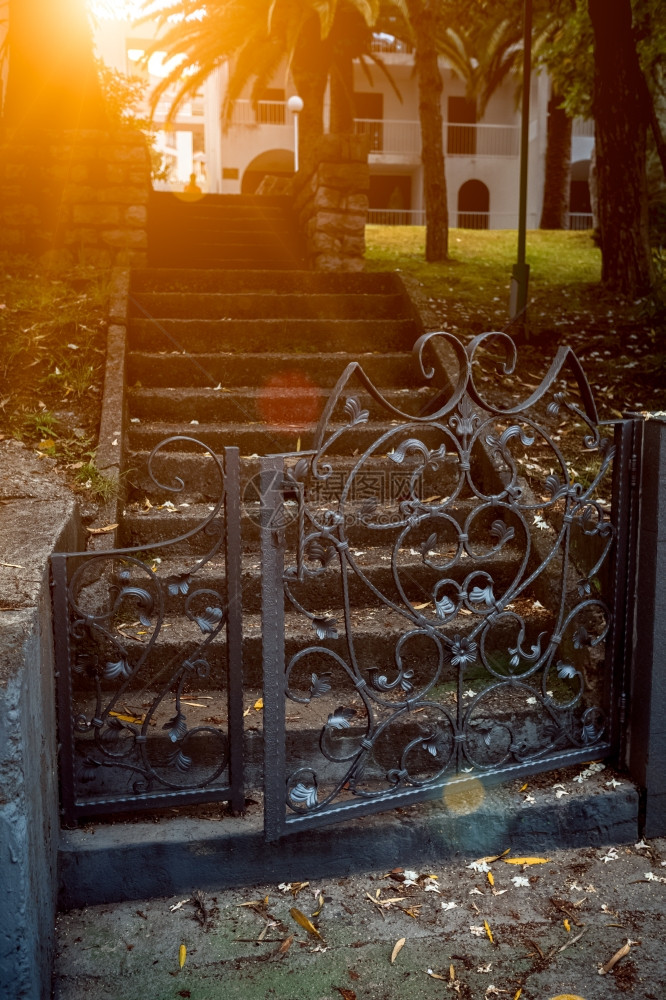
top-left (510, 0), bottom-right (533, 322)
top-left (287, 94), bottom-right (304, 173)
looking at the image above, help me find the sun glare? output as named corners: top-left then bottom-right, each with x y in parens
top-left (87, 1), bottom-right (146, 20)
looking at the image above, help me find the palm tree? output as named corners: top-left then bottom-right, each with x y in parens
top-left (141, 0), bottom-right (385, 147)
top-left (2, 0), bottom-right (106, 129)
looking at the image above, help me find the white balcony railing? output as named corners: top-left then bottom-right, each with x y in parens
top-left (370, 34), bottom-right (413, 54)
top-left (568, 213), bottom-right (594, 230)
top-left (230, 102), bottom-right (521, 158)
top-left (367, 211), bottom-right (594, 230)
top-left (354, 118), bottom-right (421, 156)
top-left (231, 100), bottom-right (287, 125)
top-left (572, 117), bottom-right (594, 137)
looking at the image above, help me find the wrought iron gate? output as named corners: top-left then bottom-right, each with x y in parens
top-left (51, 335), bottom-right (640, 838)
top-left (261, 332), bottom-right (638, 840)
top-left (52, 440), bottom-right (245, 824)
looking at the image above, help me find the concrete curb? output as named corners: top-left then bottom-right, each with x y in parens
top-left (58, 772), bottom-right (638, 909)
top-left (0, 441), bottom-right (82, 999)
top-left (89, 266), bottom-right (130, 549)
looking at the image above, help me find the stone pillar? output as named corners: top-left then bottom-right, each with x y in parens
top-left (628, 414), bottom-right (666, 836)
top-left (293, 133), bottom-right (370, 271)
top-left (0, 128), bottom-right (151, 267)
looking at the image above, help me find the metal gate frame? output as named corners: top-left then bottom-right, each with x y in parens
top-left (261, 333), bottom-right (639, 841)
top-left (52, 440), bottom-right (245, 825)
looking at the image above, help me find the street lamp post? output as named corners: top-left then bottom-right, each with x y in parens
top-left (287, 94), bottom-right (304, 173)
top-left (510, 0), bottom-right (533, 323)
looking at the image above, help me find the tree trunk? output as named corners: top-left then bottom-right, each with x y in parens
top-left (3, 0), bottom-right (105, 130)
top-left (406, 0), bottom-right (448, 261)
top-left (588, 0), bottom-right (653, 295)
top-left (329, 57), bottom-right (355, 135)
top-left (291, 17), bottom-right (330, 149)
top-left (539, 87), bottom-right (572, 229)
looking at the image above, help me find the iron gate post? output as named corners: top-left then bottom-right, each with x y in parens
top-left (625, 415), bottom-right (666, 836)
top-left (260, 456), bottom-right (287, 842)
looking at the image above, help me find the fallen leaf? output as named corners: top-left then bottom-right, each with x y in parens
top-left (391, 938), bottom-right (406, 963)
top-left (290, 907), bottom-right (322, 939)
top-left (276, 934), bottom-right (294, 957)
top-left (599, 941), bottom-right (631, 975)
top-left (502, 857), bottom-right (549, 866)
top-left (402, 905), bottom-right (421, 918)
top-left (470, 925), bottom-right (485, 936)
top-left (487, 872), bottom-right (495, 887)
top-left (311, 894), bottom-right (325, 917)
top-left (426, 969), bottom-right (447, 980)
top-left (170, 900), bottom-right (189, 912)
top-left (519, 783), bottom-right (528, 791)
top-left (254, 697), bottom-right (264, 710)
top-left (108, 711), bottom-right (144, 724)
top-left (0, 561), bottom-right (25, 569)
top-left (563, 919), bottom-right (571, 933)
top-left (86, 523), bottom-right (119, 534)
top-left (484, 920), bottom-right (494, 944)
top-left (449, 963), bottom-right (455, 981)
top-left (513, 991), bottom-right (522, 1000)
top-left (441, 901), bottom-right (458, 911)
top-left (179, 943), bottom-right (186, 969)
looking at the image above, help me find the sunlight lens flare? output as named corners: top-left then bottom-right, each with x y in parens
top-left (442, 776), bottom-right (485, 815)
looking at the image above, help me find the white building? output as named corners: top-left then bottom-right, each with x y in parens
top-left (93, 17), bottom-right (593, 229)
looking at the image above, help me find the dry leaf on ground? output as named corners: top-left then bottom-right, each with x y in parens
top-left (390, 938), bottom-right (405, 963)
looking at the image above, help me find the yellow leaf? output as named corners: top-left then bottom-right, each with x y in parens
top-left (290, 906), bottom-right (322, 939)
top-left (487, 871), bottom-right (495, 887)
top-left (179, 943), bottom-right (186, 969)
top-left (277, 934), bottom-right (294, 956)
top-left (548, 996), bottom-right (586, 1000)
top-left (426, 970), bottom-right (446, 980)
top-left (413, 601), bottom-right (431, 610)
top-left (514, 990), bottom-right (522, 1000)
top-left (449, 963), bottom-right (455, 981)
top-left (563, 918), bottom-right (571, 933)
top-left (254, 697), bottom-right (264, 710)
top-left (38, 438), bottom-right (55, 450)
top-left (243, 707), bottom-right (251, 717)
top-left (296, 437), bottom-right (301, 452)
top-left (484, 920), bottom-right (494, 944)
top-left (108, 711), bottom-right (144, 724)
top-left (503, 857), bottom-right (550, 866)
top-left (312, 894), bottom-right (325, 918)
top-left (390, 938), bottom-right (405, 963)
top-left (519, 783), bottom-right (528, 791)
top-left (477, 849), bottom-right (511, 864)
top-left (86, 523), bottom-right (119, 535)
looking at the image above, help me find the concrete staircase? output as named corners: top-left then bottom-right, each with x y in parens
top-left (147, 192), bottom-right (306, 269)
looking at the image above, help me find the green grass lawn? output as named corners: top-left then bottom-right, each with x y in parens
top-left (365, 226), bottom-right (602, 311)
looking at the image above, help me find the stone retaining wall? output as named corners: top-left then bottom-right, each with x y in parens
top-left (293, 134), bottom-right (370, 271)
top-left (0, 128), bottom-right (151, 267)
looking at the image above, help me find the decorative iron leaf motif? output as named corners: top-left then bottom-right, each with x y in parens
top-left (289, 782), bottom-right (318, 809)
top-left (389, 438), bottom-right (446, 469)
top-left (168, 574), bottom-right (191, 596)
top-left (420, 532), bottom-right (438, 560)
top-left (581, 722), bottom-right (599, 744)
top-left (573, 625), bottom-right (592, 648)
top-left (435, 594), bottom-right (456, 618)
top-left (79, 756), bottom-right (102, 783)
top-left (305, 539), bottom-right (335, 568)
top-left (449, 395), bottom-right (481, 438)
top-left (163, 712), bottom-right (188, 743)
top-left (577, 578), bottom-right (593, 598)
top-left (490, 519), bottom-right (514, 545)
top-left (420, 726), bottom-right (446, 757)
top-left (470, 720), bottom-right (494, 747)
top-left (194, 606), bottom-right (223, 634)
top-left (309, 672), bottom-right (332, 698)
top-left (73, 652), bottom-right (98, 676)
top-left (546, 391), bottom-right (566, 417)
top-left (104, 658), bottom-right (131, 681)
top-left (291, 457), bottom-right (311, 481)
top-left (469, 585), bottom-right (494, 608)
top-left (312, 615), bottom-right (338, 640)
top-left (169, 748), bottom-right (193, 772)
top-left (370, 669), bottom-right (414, 693)
top-left (326, 706), bottom-right (356, 730)
top-left (544, 473), bottom-right (563, 498)
top-left (360, 497), bottom-right (378, 516)
top-left (556, 662), bottom-right (578, 680)
top-left (344, 396), bottom-right (369, 426)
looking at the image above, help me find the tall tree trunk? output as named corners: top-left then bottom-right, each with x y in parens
top-left (3, 0), bottom-right (105, 130)
top-left (540, 86), bottom-right (572, 229)
top-left (329, 57), bottom-right (355, 135)
top-left (406, 0), bottom-right (448, 261)
top-left (588, 0), bottom-right (653, 295)
top-left (291, 18), bottom-right (330, 151)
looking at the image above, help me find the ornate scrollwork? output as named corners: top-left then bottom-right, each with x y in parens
top-left (277, 334), bottom-right (616, 817)
top-left (61, 438), bottom-right (232, 808)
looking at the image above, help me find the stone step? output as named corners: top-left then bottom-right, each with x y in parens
top-left (127, 318), bottom-right (417, 354)
top-left (127, 385), bottom-right (431, 423)
top-left (126, 416), bottom-right (454, 459)
top-left (129, 292), bottom-right (408, 321)
top-left (147, 252), bottom-right (304, 271)
top-left (130, 268), bottom-right (401, 295)
top-left (126, 350), bottom-right (423, 389)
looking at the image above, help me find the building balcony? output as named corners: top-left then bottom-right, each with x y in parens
top-left (230, 102), bottom-right (521, 159)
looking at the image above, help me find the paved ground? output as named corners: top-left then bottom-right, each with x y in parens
top-left (53, 836), bottom-right (666, 1000)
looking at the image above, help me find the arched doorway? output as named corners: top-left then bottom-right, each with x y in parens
top-left (241, 149), bottom-right (295, 194)
top-left (457, 180), bottom-right (489, 229)
top-left (569, 159), bottom-right (592, 228)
